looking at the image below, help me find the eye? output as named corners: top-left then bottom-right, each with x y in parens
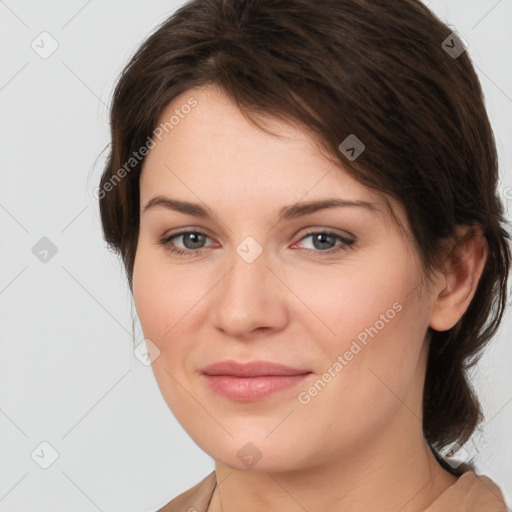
top-left (158, 229), bottom-right (355, 257)
top-left (159, 229), bottom-right (216, 256)
top-left (292, 230), bottom-right (355, 255)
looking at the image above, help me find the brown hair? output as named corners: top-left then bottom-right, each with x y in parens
top-left (98, 0), bottom-right (511, 461)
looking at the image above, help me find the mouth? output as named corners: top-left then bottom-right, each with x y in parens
top-left (200, 360), bottom-right (313, 401)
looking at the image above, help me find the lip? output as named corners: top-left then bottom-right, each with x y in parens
top-left (200, 360), bottom-right (312, 401)
top-left (201, 360), bottom-right (311, 377)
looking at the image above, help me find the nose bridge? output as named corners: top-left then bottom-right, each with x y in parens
top-left (210, 239), bottom-right (287, 336)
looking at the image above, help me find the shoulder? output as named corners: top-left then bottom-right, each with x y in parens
top-left (156, 471), bottom-right (217, 512)
top-left (425, 470), bottom-right (509, 511)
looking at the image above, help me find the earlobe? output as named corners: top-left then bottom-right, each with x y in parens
top-left (429, 226), bottom-right (488, 332)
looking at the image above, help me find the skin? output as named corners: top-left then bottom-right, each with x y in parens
top-left (132, 84), bottom-right (488, 512)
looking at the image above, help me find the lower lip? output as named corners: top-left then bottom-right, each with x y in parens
top-left (202, 373), bottom-right (312, 401)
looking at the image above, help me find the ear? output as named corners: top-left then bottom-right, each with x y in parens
top-left (429, 225), bottom-right (488, 332)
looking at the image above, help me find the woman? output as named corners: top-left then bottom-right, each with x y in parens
top-left (98, 0), bottom-right (510, 510)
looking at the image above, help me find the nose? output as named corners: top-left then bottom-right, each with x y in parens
top-left (209, 245), bottom-right (289, 339)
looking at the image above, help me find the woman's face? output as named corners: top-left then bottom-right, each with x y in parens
top-left (133, 85), bottom-right (436, 471)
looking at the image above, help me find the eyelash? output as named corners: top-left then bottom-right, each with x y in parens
top-left (158, 229), bottom-right (355, 258)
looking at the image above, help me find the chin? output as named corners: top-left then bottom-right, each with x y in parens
top-left (190, 429), bottom-right (316, 472)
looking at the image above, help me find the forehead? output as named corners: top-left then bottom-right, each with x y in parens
top-left (144, 87), bottom-right (354, 190)
top-left (139, 85), bottom-right (406, 233)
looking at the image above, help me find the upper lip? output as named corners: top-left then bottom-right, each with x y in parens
top-left (201, 360), bottom-right (311, 377)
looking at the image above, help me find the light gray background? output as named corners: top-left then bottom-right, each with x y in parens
top-left (0, 1), bottom-right (511, 511)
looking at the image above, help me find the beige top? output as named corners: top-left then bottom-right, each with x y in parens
top-left (157, 469), bottom-right (509, 512)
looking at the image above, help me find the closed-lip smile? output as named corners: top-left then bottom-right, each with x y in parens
top-left (200, 360), bottom-right (313, 401)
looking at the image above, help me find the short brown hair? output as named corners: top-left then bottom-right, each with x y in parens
top-left (98, 0), bottom-right (511, 460)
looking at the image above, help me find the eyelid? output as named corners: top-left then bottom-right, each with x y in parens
top-left (162, 228), bottom-right (219, 247)
top-left (294, 226), bottom-right (355, 241)
top-left (291, 229), bottom-right (355, 251)
top-left (161, 226), bottom-right (215, 241)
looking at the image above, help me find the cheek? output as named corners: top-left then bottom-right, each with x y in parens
top-left (132, 245), bottom-right (182, 346)
top-left (132, 247), bottom-right (201, 408)
top-left (290, 249), bottom-right (423, 348)
top-left (132, 257), bottom-right (162, 343)
top-left (132, 243), bottom-right (214, 358)
top-left (291, 246), bottom-right (428, 403)
top-left (286, 275), bottom-right (427, 456)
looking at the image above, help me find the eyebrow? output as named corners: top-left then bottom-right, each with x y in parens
top-left (142, 196), bottom-right (380, 221)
